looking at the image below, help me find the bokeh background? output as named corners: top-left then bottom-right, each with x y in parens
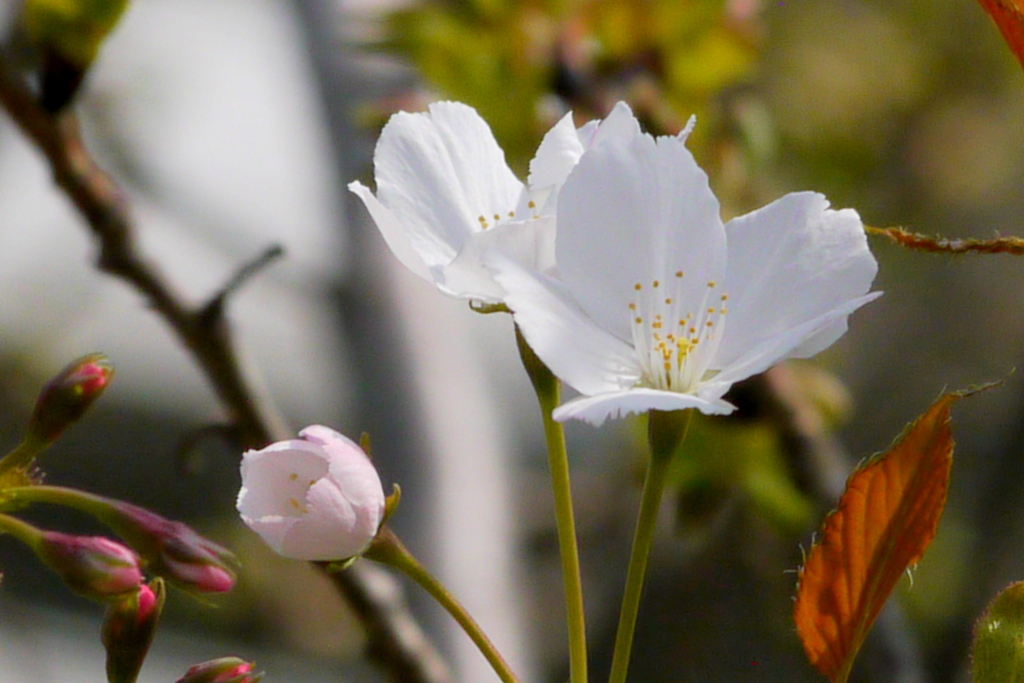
top-left (1, 0), bottom-right (1023, 681)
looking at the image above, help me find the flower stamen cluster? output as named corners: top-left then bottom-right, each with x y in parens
top-left (631, 273), bottom-right (729, 393)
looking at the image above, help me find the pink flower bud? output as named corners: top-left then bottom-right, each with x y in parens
top-left (104, 502), bottom-right (237, 593)
top-left (102, 579), bottom-right (166, 683)
top-left (237, 425), bottom-right (386, 561)
top-left (28, 354), bottom-right (114, 443)
top-left (37, 532), bottom-right (143, 602)
top-left (176, 657), bottom-right (261, 683)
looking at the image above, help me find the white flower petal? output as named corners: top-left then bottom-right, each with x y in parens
top-left (368, 102), bottom-right (522, 272)
top-left (677, 115), bottom-right (696, 143)
top-left (582, 101), bottom-right (642, 149)
top-left (442, 216), bottom-right (556, 302)
top-left (706, 291), bottom-right (882, 392)
top-left (488, 253), bottom-right (642, 396)
top-left (557, 128), bottom-right (726, 342)
top-left (348, 181), bottom-right (433, 282)
top-left (552, 388), bottom-right (735, 426)
top-left (715, 192), bottom-right (878, 367)
top-left (528, 112), bottom-right (586, 205)
top-left (526, 104), bottom-right (644, 217)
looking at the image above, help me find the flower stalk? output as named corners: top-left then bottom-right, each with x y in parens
top-left (517, 326), bottom-right (588, 683)
top-left (607, 409), bottom-right (693, 683)
top-left (362, 526), bottom-right (522, 683)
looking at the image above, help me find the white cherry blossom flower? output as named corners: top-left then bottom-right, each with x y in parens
top-left (237, 426), bottom-right (385, 561)
top-left (489, 103), bottom-right (880, 425)
top-left (348, 101), bottom-right (641, 303)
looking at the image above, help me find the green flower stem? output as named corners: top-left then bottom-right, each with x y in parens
top-left (1, 484), bottom-right (111, 516)
top-left (516, 327), bottom-right (588, 683)
top-left (607, 409), bottom-right (693, 683)
top-left (362, 527), bottom-right (522, 683)
top-left (0, 435), bottom-right (49, 478)
top-left (0, 512), bottom-right (42, 548)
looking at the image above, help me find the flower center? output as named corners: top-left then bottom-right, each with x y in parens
top-left (629, 270), bottom-right (727, 392)
top-left (285, 471), bottom-right (318, 517)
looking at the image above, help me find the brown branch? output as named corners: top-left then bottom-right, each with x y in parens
top-left (867, 225), bottom-right (1024, 255)
top-left (0, 52), bottom-right (271, 449)
top-left (0, 52), bottom-right (448, 683)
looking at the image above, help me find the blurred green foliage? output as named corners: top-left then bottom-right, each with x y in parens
top-left (667, 413), bottom-right (814, 535)
top-left (380, 0), bottom-right (760, 171)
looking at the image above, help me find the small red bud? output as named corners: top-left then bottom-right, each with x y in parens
top-left (37, 532), bottom-right (143, 602)
top-left (102, 579), bottom-right (166, 683)
top-left (176, 657), bottom-right (262, 683)
top-left (105, 501), bottom-right (237, 593)
top-left (28, 353), bottom-right (114, 443)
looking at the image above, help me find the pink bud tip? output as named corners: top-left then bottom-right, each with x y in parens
top-left (136, 583), bottom-right (158, 617)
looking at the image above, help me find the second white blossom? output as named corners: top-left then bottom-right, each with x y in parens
top-left (489, 103), bottom-right (881, 425)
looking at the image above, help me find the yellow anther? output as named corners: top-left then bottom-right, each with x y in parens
top-left (528, 200), bottom-right (536, 209)
top-left (653, 280), bottom-right (660, 288)
top-left (635, 283), bottom-right (642, 291)
top-left (707, 280), bottom-right (716, 287)
top-left (675, 270), bottom-right (683, 278)
top-left (665, 298), bottom-right (673, 304)
top-left (288, 473), bottom-right (298, 481)
top-left (635, 317), bottom-right (643, 324)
